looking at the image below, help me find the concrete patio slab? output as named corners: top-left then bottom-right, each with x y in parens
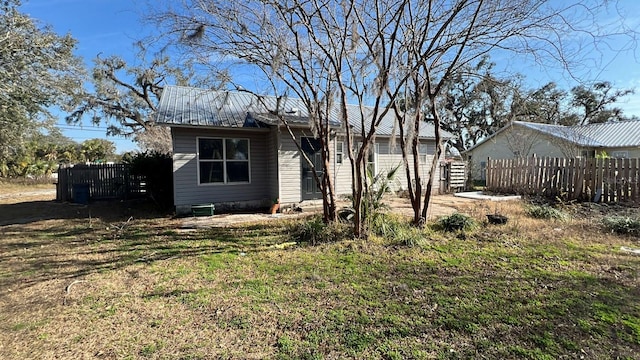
top-left (454, 191), bottom-right (521, 201)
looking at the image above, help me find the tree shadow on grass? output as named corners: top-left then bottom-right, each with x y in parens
top-left (0, 198), bottom-right (172, 226)
top-left (0, 203), bottom-right (291, 297)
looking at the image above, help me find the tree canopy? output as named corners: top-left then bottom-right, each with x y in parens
top-left (439, 65), bottom-right (637, 154)
top-left (67, 44), bottom-right (226, 153)
top-left (0, 0), bottom-right (84, 173)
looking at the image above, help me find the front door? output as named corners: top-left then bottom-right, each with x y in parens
top-left (301, 137), bottom-right (324, 200)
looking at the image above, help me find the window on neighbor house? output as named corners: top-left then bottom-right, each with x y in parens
top-left (358, 142), bottom-right (379, 175)
top-left (336, 141), bottom-right (344, 164)
top-left (581, 150), bottom-right (596, 158)
top-left (419, 144), bottom-right (429, 164)
top-left (198, 138), bottom-right (250, 184)
top-left (367, 143), bottom-right (379, 175)
top-left (611, 151), bottom-right (629, 159)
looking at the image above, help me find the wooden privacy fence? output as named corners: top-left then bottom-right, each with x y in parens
top-left (486, 156), bottom-right (640, 203)
top-left (57, 163), bottom-right (146, 202)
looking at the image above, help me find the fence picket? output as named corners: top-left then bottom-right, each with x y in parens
top-left (485, 156), bottom-right (640, 204)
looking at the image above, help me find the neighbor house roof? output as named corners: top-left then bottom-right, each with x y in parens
top-left (156, 85), bottom-right (452, 140)
top-left (516, 121), bottom-right (604, 147)
top-left (466, 119), bottom-right (640, 153)
top-left (573, 120), bottom-right (640, 148)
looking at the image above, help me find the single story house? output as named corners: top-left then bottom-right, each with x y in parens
top-left (465, 120), bottom-right (640, 181)
top-left (155, 85), bottom-right (453, 214)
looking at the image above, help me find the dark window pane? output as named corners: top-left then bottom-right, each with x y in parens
top-left (225, 139), bottom-right (249, 160)
top-left (302, 137), bottom-right (321, 153)
top-left (200, 162), bottom-right (223, 183)
top-left (226, 161), bottom-right (249, 182)
top-left (199, 139), bottom-right (223, 160)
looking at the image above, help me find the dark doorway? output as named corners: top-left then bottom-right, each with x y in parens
top-left (301, 137), bottom-right (324, 200)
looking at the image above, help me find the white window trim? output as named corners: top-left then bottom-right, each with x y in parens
top-left (419, 143), bottom-right (429, 164)
top-left (335, 141), bottom-right (344, 165)
top-left (197, 136), bottom-right (251, 185)
top-left (364, 142), bottom-right (379, 175)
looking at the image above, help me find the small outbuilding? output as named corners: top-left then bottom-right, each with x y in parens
top-left (464, 120), bottom-right (640, 181)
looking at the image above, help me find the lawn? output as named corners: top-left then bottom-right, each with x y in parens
top-left (0, 193), bottom-right (638, 359)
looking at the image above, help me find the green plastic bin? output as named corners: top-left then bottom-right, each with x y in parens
top-left (192, 203), bottom-right (215, 217)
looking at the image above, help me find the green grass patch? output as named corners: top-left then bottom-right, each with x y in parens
top-left (1, 202), bottom-right (639, 359)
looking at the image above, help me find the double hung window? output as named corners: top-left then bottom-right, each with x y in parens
top-left (198, 138), bottom-right (250, 184)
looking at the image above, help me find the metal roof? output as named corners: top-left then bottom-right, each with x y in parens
top-left (574, 120), bottom-right (640, 148)
top-left (516, 120), bottom-right (640, 148)
top-left (155, 85), bottom-right (317, 128)
top-left (516, 121), bottom-right (604, 147)
top-left (342, 105), bottom-right (452, 139)
top-left (156, 85), bottom-right (452, 140)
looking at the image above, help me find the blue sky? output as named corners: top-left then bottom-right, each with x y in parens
top-left (21, 0), bottom-right (145, 153)
top-left (20, 0), bottom-right (640, 153)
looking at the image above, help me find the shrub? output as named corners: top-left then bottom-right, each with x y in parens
top-left (124, 151), bottom-right (173, 209)
top-left (289, 216), bottom-right (353, 245)
top-left (437, 213), bottom-right (477, 232)
top-left (369, 213), bottom-right (405, 238)
top-left (525, 204), bottom-right (567, 220)
top-left (602, 216), bottom-right (640, 236)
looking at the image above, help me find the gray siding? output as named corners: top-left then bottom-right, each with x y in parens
top-left (379, 139), bottom-right (440, 192)
top-left (277, 132), bottom-right (302, 203)
top-left (172, 127), bottom-right (273, 208)
top-left (268, 128), bottom-right (280, 202)
top-left (333, 136), bottom-right (443, 195)
top-left (467, 127), bottom-right (567, 180)
top-left (334, 138), bottom-right (353, 196)
top-left (171, 126), bottom-right (446, 210)
top-left (277, 130), bottom-right (340, 203)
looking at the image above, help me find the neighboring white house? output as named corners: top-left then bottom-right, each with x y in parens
top-left (465, 120), bottom-right (640, 181)
top-left (155, 85), bottom-right (453, 214)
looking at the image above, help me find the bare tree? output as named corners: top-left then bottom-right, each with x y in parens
top-left (153, 0), bottom-right (415, 235)
top-left (503, 124), bottom-right (541, 159)
top-left (387, 0), bottom-right (637, 224)
top-left (153, 0), bottom-right (637, 232)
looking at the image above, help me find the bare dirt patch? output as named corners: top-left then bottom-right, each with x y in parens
top-left (181, 194), bottom-right (479, 228)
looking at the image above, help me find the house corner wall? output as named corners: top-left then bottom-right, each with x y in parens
top-left (277, 130), bottom-right (303, 204)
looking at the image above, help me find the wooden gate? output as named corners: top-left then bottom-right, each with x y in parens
top-left (440, 161), bottom-right (467, 193)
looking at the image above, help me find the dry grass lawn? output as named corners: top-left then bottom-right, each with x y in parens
top-left (0, 185), bottom-right (638, 359)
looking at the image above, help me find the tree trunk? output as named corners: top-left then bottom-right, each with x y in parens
top-left (421, 98), bottom-right (444, 221)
